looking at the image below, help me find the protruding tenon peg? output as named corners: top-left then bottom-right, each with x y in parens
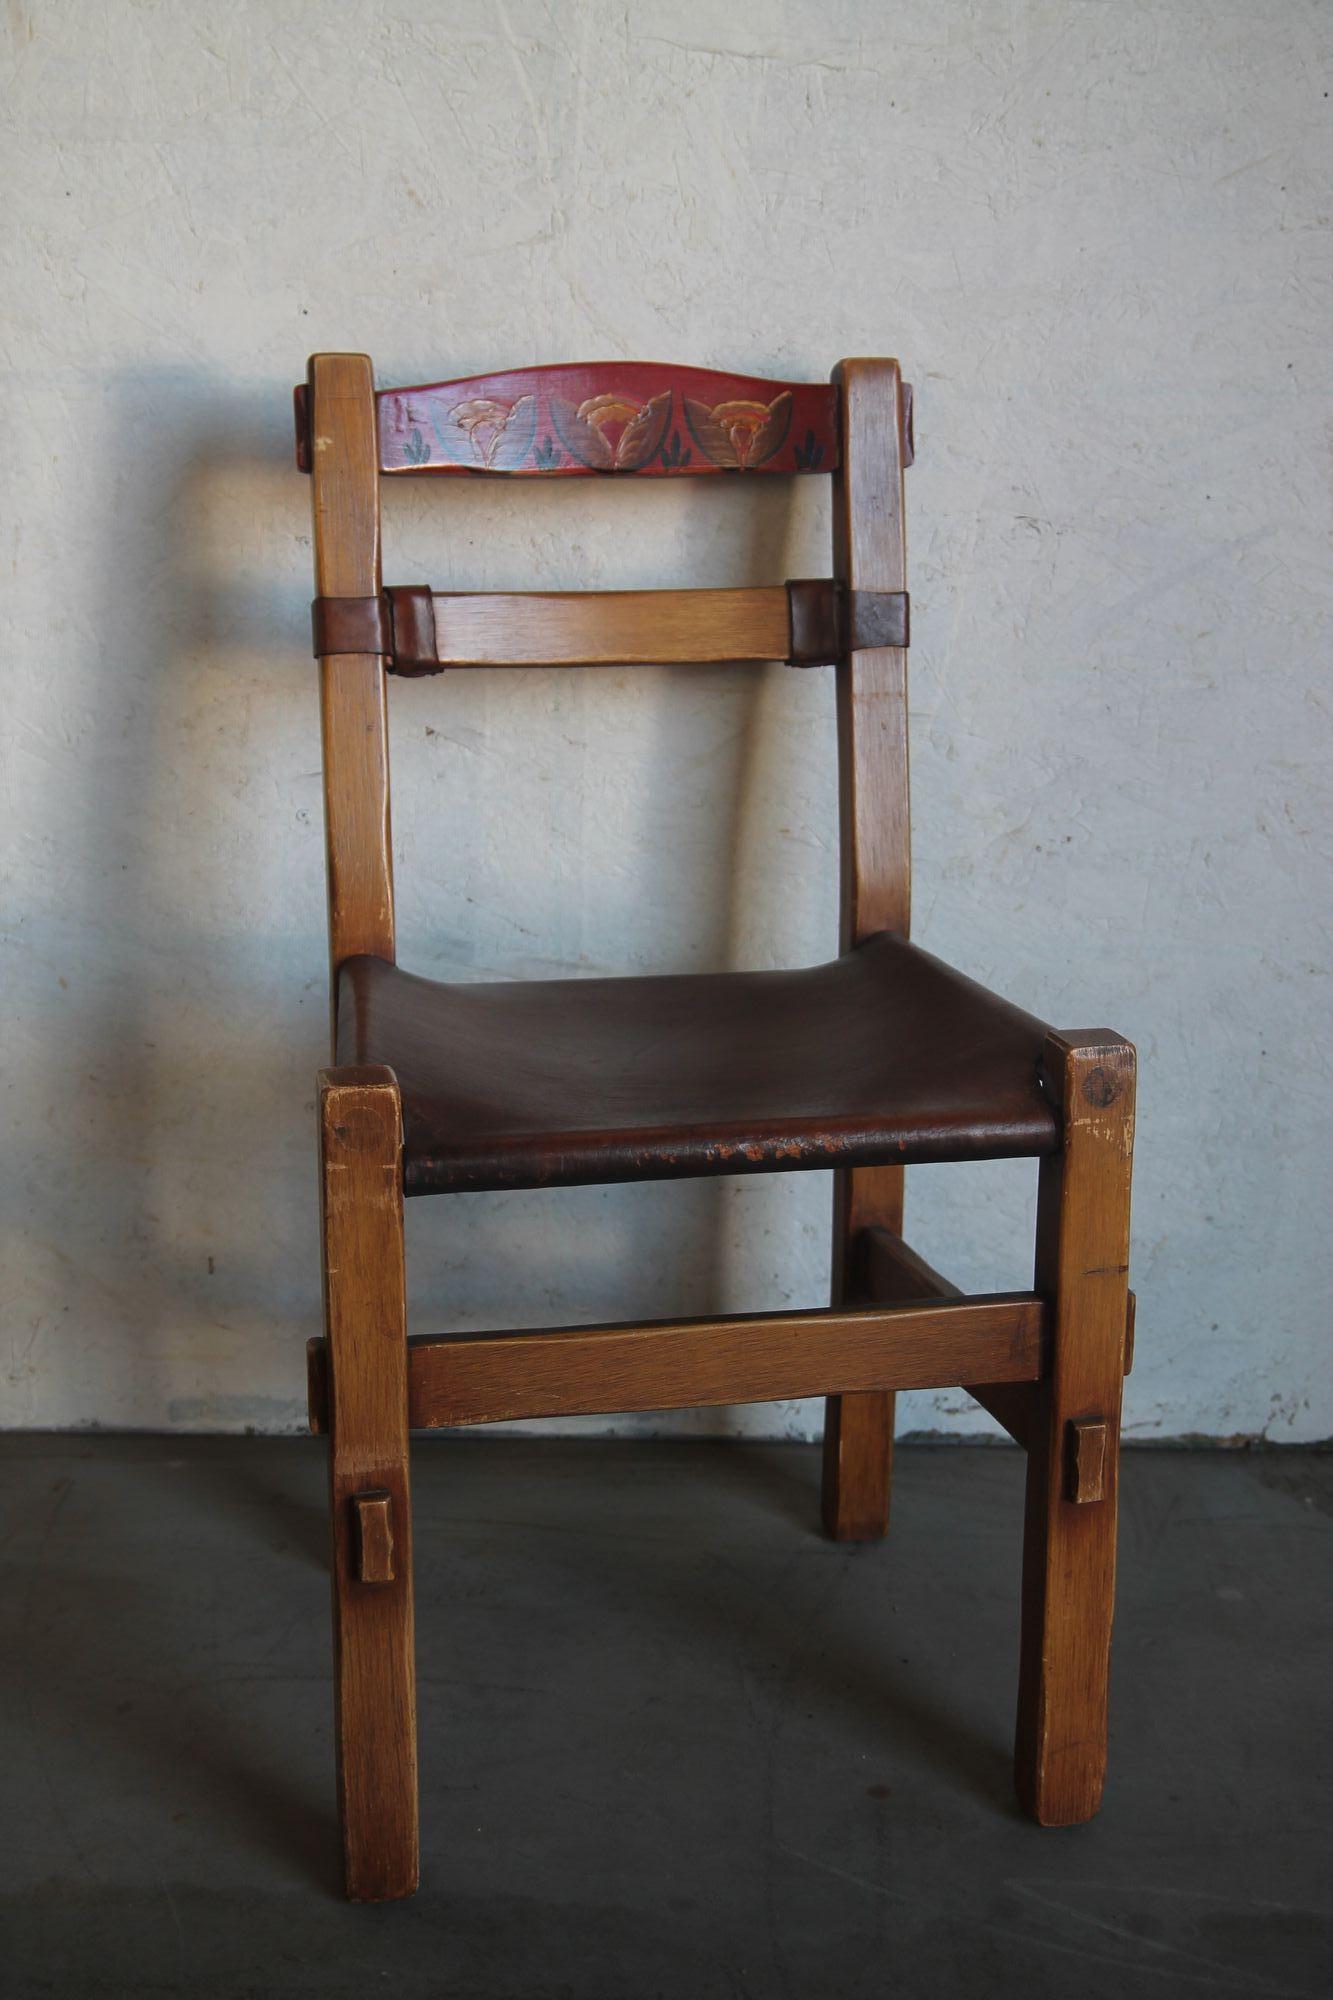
top-left (352, 1489), bottom-right (395, 1584)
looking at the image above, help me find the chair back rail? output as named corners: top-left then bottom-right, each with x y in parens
top-left (419, 587), bottom-right (793, 668)
top-left (297, 361), bottom-right (852, 479)
top-left (308, 582), bottom-right (908, 673)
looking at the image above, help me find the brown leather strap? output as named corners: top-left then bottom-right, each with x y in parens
top-left (787, 578), bottom-right (841, 666)
top-left (312, 593), bottom-right (391, 659)
top-left (848, 587), bottom-right (910, 652)
top-left (314, 582), bottom-right (903, 672)
top-left (384, 586), bottom-right (439, 676)
top-left (786, 581), bottom-right (909, 665)
top-left (311, 588), bottom-right (440, 674)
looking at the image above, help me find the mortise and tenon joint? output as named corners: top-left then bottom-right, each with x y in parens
top-left (1064, 1418), bottom-right (1111, 1505)
top-left (352, 1489), bottom-right (396, 1584)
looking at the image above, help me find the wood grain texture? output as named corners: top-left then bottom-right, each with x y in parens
top-left (831, 359), bottom-right (911, 946)
top-left (320, 1065), bottom-right (417, 1900)
top-left (851, 1225), bottom-right (1041, 1450)
top-left (302, 1256), bottom-right (1060, 1443)
top-left (308, 355), bottom-right (395, 989)
top-left (824, 358), bottom-right (913, 1540)
top-left (428, 586), bottom-right (793, 667)
top-left (856, 1225), bottom-right (952, 1302)
top-left (1015, 1030), bottom-right (1136, 1827)
top-left (397, 1294), bottom-right (1045, 1428)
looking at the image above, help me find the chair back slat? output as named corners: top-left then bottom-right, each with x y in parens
top-left (298, 362), bottom-right (839, 479)
top-left (431, 587), bottom-right (792, 668)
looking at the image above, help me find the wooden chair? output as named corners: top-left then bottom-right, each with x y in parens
top-left (296, 352), bottom-right (1136, 1901)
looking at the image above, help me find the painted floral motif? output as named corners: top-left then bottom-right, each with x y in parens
top-left (550, 390), bottom-right (673, 472)
top-left (682, 393), bottom-right (793, 470)
top-left (435, 393), bottom-right (538, 470)
top-left (373, 370), bottom-right (840, 477)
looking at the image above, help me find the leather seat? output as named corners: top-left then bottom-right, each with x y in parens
top-left (335, 933), bottom-right (1058, 1196)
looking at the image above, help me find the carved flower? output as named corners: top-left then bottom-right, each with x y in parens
top-left (576, 393), bottom-right (645, 441)
top-left (683, 392), bottom-right (793, 470)
top-left (447, 394), bottom-right (537, 470)
top-left (551, 389), bottom-right (673, 471)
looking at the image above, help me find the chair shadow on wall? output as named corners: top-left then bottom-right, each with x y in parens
top-left (54, 370), bottom-right (325, 1437)
top-left (17, 366), bottom-right (340, 1885)
top-left (51, 366), bottom-right (827, 1485)
top-left (31, 366), bottom-right (1001, 1885)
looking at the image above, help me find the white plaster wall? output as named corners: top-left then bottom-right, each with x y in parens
top-left (2, 0), bottom-right (1329, 1440)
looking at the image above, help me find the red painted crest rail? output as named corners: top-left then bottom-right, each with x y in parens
top-left (296, 362), bottom-right (851, 478)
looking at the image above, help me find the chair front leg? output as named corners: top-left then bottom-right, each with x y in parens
top-left (1016, 1030), bottom-right (1136, 1825)
top-left (319, 1064), bottom-right (419, 1899)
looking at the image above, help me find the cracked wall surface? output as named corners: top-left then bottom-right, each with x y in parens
top-left (2, 0), bottom-right (1329, 1439)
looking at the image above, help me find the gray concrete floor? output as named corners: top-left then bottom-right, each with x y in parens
top-left (0, 1437), bottom-right (1329, 1999)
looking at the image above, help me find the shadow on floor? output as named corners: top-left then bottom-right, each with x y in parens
top-left (1, 1436), bottom-right (1329, 1999)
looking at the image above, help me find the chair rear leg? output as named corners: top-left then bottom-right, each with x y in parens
top-left (822, 1164), bottom-right (902, 1539)
top-left (319, 1065), bottom-right (419, 1899)
top-left (1016, 1031), bottom-right (1135, 1825)
top-left (822, 1390), bottom-right (895, 1540)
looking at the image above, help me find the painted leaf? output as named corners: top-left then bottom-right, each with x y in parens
top-left (682, 397), bottom-right (738, 468)
top-left (793, 426), bottom-right (824, 472)
top-left (613, 391), bottom-right (673, 471)
top-left (550, 396), bottom-right (615, 470)
top-left (430, 399), bottom-right (485, 467)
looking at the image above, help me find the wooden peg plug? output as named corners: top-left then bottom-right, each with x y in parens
top-left (352, 1489), bottom-right (395, 1584)
top-left (1064, 1420), bottom-right (1109, 1505)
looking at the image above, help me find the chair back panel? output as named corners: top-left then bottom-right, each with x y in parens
top-left (298, 362), bottom-right (839, 479)
top-left (302, 354), bottom-right (911, 1072)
